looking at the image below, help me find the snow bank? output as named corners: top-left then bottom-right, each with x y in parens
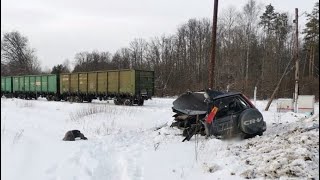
top-left (235, 117), bottom-right (319, 179)
top-left (1, 97), bottom-right (319, 180)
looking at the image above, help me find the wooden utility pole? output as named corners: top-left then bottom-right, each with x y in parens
top-left (209, 0), bottom-right (218, 89)
top-left (265, 57), bottom-right (293, 111)
top-left (293, 8), bottom-right (299, 113)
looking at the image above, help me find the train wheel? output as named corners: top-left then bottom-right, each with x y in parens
top-left (54, 96), bottom-right (61, 101)
top-left (74, 96), bottom-right (82, 103)
top-left (69, 96), bottom-right (74, 102)
top-left (124, 99), bottom-right (133, 106)
top-left (114, 98), bottom-right (123, 105)
top-left (138, 99), bottom-right (144, 106)
top-left (114, 99), bottom-right (120, 105)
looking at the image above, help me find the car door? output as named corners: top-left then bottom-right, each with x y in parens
top-left (210, 95), bottom-right (249, 137)
top-left (210, 97), bottom-right (234, 137)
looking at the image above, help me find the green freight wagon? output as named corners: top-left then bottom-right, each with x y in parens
top-left (12, 74), bottom-right (59, 100)
top-left (1, 76), bottom-right (13, 97)
top-left (60, 69), bottom-right (154, 105)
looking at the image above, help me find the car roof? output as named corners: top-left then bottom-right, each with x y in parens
top-left (212, 92), bottom-right (242, 100)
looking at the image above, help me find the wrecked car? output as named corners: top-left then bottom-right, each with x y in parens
top-left (171, 90), bottom-right (267, 141)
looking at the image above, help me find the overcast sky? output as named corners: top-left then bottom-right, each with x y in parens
top-left (1, 0), bottom-right (316, 70)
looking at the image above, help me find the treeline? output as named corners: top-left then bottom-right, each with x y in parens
top-left (1, 1), bottom-right (319, 99)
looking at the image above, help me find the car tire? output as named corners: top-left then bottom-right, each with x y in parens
top-left (239, 108), bottom-right (265, 135)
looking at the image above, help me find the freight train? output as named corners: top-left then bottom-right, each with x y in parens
top-left (1, 69), bottom-right (154, 106)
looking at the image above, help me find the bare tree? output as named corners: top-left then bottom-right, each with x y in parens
top-left (1, 61), bottom-right (9, 76)
top-left (242, 0), bottom-right (261, 92)
top-left (63, 2), bottom-right (317, 99)
top-left (73, 51), bottom-right (113, 72)
top-left (1, 31), bottom-right (41, 75)
top-left (129, 38), bottom-right (148, 69)
top-left (111, 48), bottom-right (131, 69)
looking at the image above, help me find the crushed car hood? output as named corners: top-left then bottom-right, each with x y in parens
top-left (172, 90), bottom-right (225, 115)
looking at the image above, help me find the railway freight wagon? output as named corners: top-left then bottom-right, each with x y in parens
top-left (1, 76), bottom-right (13, 97)
top-left (60, 69), bottom-right (154, 105)
top-left (11, 74), bottom-right (59, 100)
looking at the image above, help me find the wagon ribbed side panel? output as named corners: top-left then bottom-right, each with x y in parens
top-left (70, 73), bottom-right (79, 93)
top-left (107, 71), bottom-right (119, 93)
top-left (19, 77), bottom-right (24, 91)
top-left (119, 70), bottom-right (134, 94)
top-left (1, 77), bottom-right (12, 93)
top-left (41, 76), bottom-right (48, 92)
top-left (1, 77), bottom-right (5, 92)
top-left (30, 76), bottom-right (36, 92)
top-left (79, 73), bottom-right (88, 93)
top-left (135, 70), bottom-right (154, 97)
top-left (13, 77), bottom-right (19, 92)
top-left (97, 72), bottom-right (108, 93)
top-left (48, 75), bottom-right (58, 93)
top-left (6, 77), bottom-right (12, 93)
top-left (24, 76), bottom-right (30, 92)
top-left (88, 72), bottom-right (97, 93)
top-left (35, 76), bottom-right (41, 92)
top-left (60, 74), bottom-right (70, 93)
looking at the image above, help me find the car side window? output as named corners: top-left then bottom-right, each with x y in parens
top-left (228, 97), bottom-right (248, 114)
top-left (213, 97), bottom-right (232, 118)
top-left (213, 96), bottom-right (250, 118)
top-left (238, 98), bottom-right (249, 109)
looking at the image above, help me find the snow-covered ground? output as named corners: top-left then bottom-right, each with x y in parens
top-left (1, 97), bottom-right (319, 180)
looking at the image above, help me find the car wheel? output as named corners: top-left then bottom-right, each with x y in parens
top-left (238, 108), bottom-right (265, 136)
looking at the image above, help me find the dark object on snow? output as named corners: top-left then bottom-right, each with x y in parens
top-left (171, 89), bottom-right (266, 141)
top-left (63, 130), bottom-right (88, 141)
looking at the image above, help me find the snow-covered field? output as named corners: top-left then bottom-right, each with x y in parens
top-left (1, 97), bottom-right (319, 180)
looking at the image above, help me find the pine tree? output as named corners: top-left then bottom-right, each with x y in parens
top-left (303, 2), bottom-right (319, 78)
